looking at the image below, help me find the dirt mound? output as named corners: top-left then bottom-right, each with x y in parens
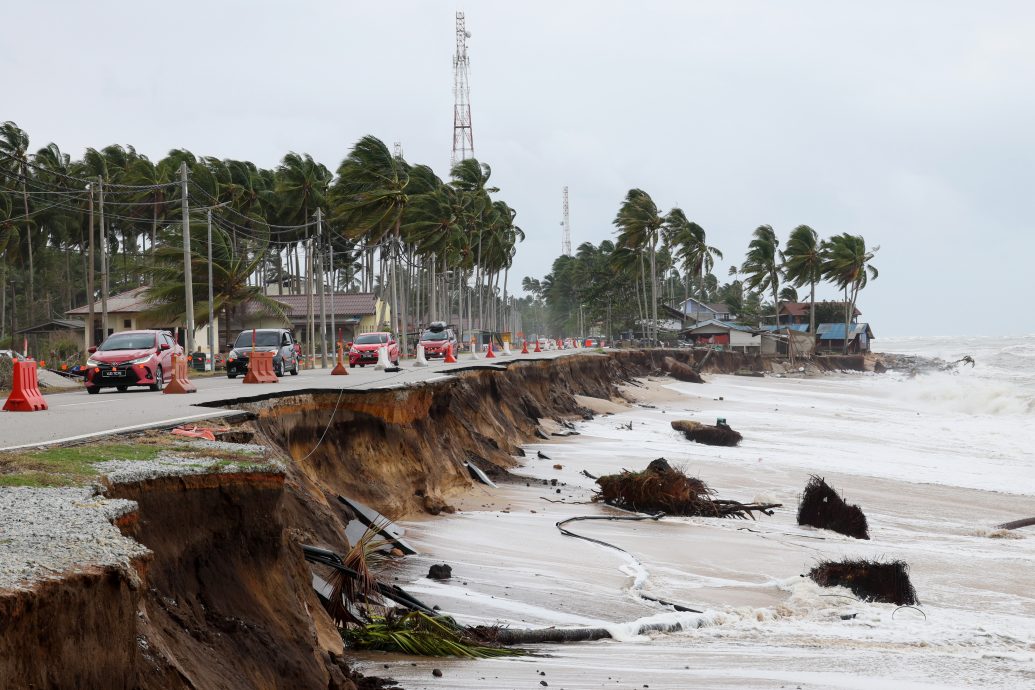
top-left (808, 559), bottom-right (918, 605)
top-left (662, 357), bottom-right (704, 383)
top-left (670, 420), bottom-right (742, 446)
top-left (797, 475), bottom-right (869, 539)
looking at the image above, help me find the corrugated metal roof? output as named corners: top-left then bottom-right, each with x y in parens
top-left (682, 319), bottom-right (755, 333)
top-left (760, 324), bottom-right (810, 332)
top-left (66, 286), bottom-right (151, 315)
top-left (817, 322), bottom-right (873, 339)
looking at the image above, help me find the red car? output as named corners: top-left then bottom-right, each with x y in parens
top-left (418, 322), bottom-right (458, 359)
top-left (349, 332), bottom-right (399, 368)
top-left (85, 330), bottom-right (182, 394)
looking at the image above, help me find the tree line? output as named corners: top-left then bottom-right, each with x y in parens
top-left (520, 188), bottom-right (878, 349)
top-left (0, 121), bottom-right (523, 356)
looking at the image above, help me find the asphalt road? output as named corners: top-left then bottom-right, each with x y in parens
top-left (0, 349), bottom-right (593, 450)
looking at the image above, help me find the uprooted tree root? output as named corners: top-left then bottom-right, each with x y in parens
top-left (594, 458), bottom-right (780, 519)
top-left (808, 559), bottom-right (919, 606)
top-left (797, 475), bottom-right (869, 540)
top-left (670, 420), bottom-right (743, 446)
top-left (662, 357), bottom-right (704, 383)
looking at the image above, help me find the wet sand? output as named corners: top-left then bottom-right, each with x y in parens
top-left (353, 374), bottom-right (1035, 689)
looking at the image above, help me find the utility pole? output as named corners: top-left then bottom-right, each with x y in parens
top-left (317, 208), bottom-right (328, 368)
top-left (561, 186), bottom-right (572, 257)
top-left (87, 183), bottom-right (95, 349)
top-left (98, 177), bottom-right (109, 341)
top-left (328, 222), bottom-right (336, 354)
top-left (180, 162), bottom-right (194, 354)
top-left (306, 225), bottom-right (315, 365)
top-left (207, 208), bottom-right (215, 366)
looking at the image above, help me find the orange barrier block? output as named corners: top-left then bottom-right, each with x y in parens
top-left (171, 425), bottom-right (216, 441)
top-left (444, 343), bottom-right (458, 364)
top-left (164, 353), bottom-right (197, 394)
top-left (243, 350), bottom-right (279, 384)
top-left (3, 359), bottom-right (48, 412)
top-left (331, 343), bottom-right (349, 375)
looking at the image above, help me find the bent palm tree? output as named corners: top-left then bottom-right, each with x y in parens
top-left (822, 233), bottom-right (879, 353)
top-left (614, 189), bottom-right (664, 344)
top-left (782, 224), bottom-right (823, 334)
top-left (741, 225), bottom-right (782, 326)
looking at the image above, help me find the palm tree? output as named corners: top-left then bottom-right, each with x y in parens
top-left (822, 233), bottom-right (879, 353)
top-left (663, 208), bottom-right (723, 306)
top-left (781, 224), bottom-right (823, 334)
top-left (614, 189), bottom-right (664, 344)
top-left (741, 224), bottom-right (782, 327)
top-left (330, 136), bottom-right (411, 353)
top-left (0, 122), bottom-right (34, 311)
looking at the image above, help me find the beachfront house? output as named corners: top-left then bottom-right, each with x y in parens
top-left (680, 319), bottom-right (766, 353)
top-left (816, 322), bottom-right (874, 353)
top-left (677, 298), bottom-right (735, 325)
top-left (778, 301), bottom-right (861, 328)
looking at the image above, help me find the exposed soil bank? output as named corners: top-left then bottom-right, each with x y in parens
top-left (0, 349), bottom-right (866, 689)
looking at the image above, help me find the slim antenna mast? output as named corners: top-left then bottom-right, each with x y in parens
top-left (451, 12), bottom-right (474, 168)
top-left (561, 186), bottom-right (572, 257)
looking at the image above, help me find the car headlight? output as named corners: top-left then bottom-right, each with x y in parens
top-left (228, 351), bottom-right (238, 361)
top-left (126, 355), bottom-right (152, 365)
top-left (86, 358), bottom-right (101, 367)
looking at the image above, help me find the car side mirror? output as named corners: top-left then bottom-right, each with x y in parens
top-left (88, 346), bottom-right (97, 354)
top-left (346, 341), bottom-right (353, 349)
top-left (159, 342), bottom-right (170, 351)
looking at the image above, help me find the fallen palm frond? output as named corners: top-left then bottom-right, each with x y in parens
top-left (593, 458), bottom-right (780, 519)
top-left (662, 357), bottom-right (704, 383)
top-left (325, 521), bottom-right (396, 626)
top-left (344, 611), bottom-right (522, 658)
top-left (808, 559), bottom-right (918, 606)
top-left (670, 420), bottom-right (742, 446)
top-left (796, 476), bottom-right (869, 540)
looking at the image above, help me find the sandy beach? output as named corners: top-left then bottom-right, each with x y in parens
top-left (352, 370), bottom-right (1035, 690)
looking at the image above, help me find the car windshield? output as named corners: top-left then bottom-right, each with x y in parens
top-left (98, 333), bottom-right (156, 351)
top-left (355, 333), bottom-right (388, 345)
top-left (420, 330), bottom-right (449, 341)
top-left (234, 331), bottom-right (282, 348)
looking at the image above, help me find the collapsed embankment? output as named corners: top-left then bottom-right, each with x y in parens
top-left (0, 348), bottom-right (866, 689)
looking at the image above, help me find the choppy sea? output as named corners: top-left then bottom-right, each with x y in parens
top-left (354, 337), bottom-right (1035, 689)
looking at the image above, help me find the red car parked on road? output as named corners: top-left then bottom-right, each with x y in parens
top-left (85, 330), bottom-right (182, 394)
top-left (348, 332), bottom-right (399, 368)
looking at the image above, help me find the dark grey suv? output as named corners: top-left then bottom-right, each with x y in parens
top-left (226, 328), bottom-right (300, 378)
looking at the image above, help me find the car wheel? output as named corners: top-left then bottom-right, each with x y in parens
top-left (290, 360), bottom-right (299, 375)
top-left (349, 363), bottom-right (355, 369)
top-left (227, 372), bottom-right (237, 379)
top-left (117, 386), bottom-right (128, 392)
top-left (359, 364), bottom-right (365, 368)
top-left (87, 386), bottom-right (99, 395)
top-left (392, 359), bottom-right (399, 367)
top-left (274, 361), bottom-right (283, 377)
top-left (149, 365), bottom-right (164, 391)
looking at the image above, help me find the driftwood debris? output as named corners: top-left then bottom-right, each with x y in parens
top-left (996, 516), bottom-right (1035, 531)
top-left (594, 458), bottom-right (780, 519)
top-left (670, 419), bottom-right (743, 447)
top-left (808, 559), bottom-right (919, 606)
top-left (797, 476), bottom-right (869, 540)
top-left (662, 357), bottom-right (704, 384)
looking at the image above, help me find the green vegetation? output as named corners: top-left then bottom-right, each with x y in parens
top-left (343, 611), bottom-right (521, 659)
top-left (521, 188), bottom-right (879, 352)
top-left (0, 120), bottom-right (523, 355)
top-left (0, 442), bottom-right (162, 487)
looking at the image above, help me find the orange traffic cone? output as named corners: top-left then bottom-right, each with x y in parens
top-left (533, 338), bottom-right (541, 353)
top-left (521, 339), bottom-right (529, 354)
top-left (444, 343), bottom-right (458, 363)
top-left (331, 342), bottom-right (349, 375)
top-left (485, 340), bottom-right (496, 358)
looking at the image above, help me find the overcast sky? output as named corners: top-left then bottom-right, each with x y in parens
top-left (6, 1), bottom-right (1034, 336)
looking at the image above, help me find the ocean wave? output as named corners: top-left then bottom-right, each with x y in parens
top-left (901, 374), bottom-right (1035, 416)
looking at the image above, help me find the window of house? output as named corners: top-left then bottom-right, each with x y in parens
top-left (123, 319), bottom-right (132, 328)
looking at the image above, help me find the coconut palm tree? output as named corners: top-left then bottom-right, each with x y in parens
top-left (0, 122), bottom-right (35, 311)
top-left (330, 135), bottom-right (411, 353)
top-left (614, 189), bottom-right (664, 344)
top-left (822, 233), bottom-right (879, 353)
top-left (781, 224), bottom-right (823, 334)
top-left (741, 224), bottom-right (782, 326)
top-left (663, 208), bottom-right (723, 305)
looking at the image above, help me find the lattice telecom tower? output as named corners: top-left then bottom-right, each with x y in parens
top-left (561, 186), bottom-right (572, 256)
top-left (451, 12), bottom-right (474, 168)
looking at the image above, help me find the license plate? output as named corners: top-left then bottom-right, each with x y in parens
top-left (102, 370), bottom-right (125, 377)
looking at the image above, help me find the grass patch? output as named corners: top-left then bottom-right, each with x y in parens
top-left (0, 442), bottom-right (164, 487)
top-left (0, 432), bottom-right (265, 488)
